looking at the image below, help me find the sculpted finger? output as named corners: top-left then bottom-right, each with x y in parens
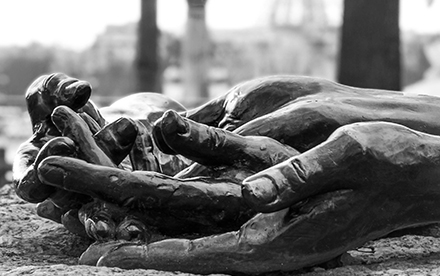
top-left (94, 117), bottom-right (138, 166)
top-left (48, 187), bottom-right (91, 211)
top-left (25, 73), bottom-right (91, 128)
top-left (242, 124), bottom-right (366, 213)
top-left (61, 209), bottom-right (88, 238)
top-left (151, 118), bottom-right (177, 155)
top-left (15, 166), bottom-right (55, 203)
top-left (183, 76), bottom-right (312, 129)
top-left (36, 199), bottom-right (64, 223)
top-left (80, 240), bottom-right (131, 266)
top-left (34, 136), bottom-right (77, 166)
top-left (84, 210), bottom-right (116, 241)
top-left (37, 156), bottom-right (245, 213)
top-left (184, 76), bottom-right (322, 131)
top-left (37, 201), bottom-right (88, 238)
top-left (234, 103), bottom-right (341, 153)
top-left (149, 115), bottom-right (191, 175)
top-left (79, 201), bottom-right (129, 242)
top-left (158, 110), bottom-right (300, 169)
top-left (115, 216), bottom-right (150, 242)
top-left (51, 106), bottom-right (115, 167)
top-left (183, 92), bottom-right (227, 126)
top-left (79, 112), bottom-right (102, 134)
top-left (44, 73), bottom-right (91, 110)
top-left (79, 100), bottom-right (106, 127)
top-left (129, 121), bottom-right (160, 172)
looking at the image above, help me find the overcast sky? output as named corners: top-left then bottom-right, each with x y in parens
top-left (0, 0), bottom-right (439, 51)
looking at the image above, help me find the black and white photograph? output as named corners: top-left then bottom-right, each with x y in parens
top-left (2, 1), bottom-right (440, 275)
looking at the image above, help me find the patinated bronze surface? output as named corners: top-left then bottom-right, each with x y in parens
top-left (12, 73), bottom-right (440, 274)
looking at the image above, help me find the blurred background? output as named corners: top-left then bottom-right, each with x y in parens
top-left (0, 0), bottom-right (440, 185)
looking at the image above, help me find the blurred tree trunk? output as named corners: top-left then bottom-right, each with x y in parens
top-left (338, 0), bottom-right (401, 90)
top-left (136, 0), bottom-right (162, 93)
top-left (183, 0), bottom-right (210, 106)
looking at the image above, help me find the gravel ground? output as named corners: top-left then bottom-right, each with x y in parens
top-left (2, 183), bottom-right (440, 276)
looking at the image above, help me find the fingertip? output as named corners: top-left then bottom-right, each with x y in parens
top-left (161, 110), bottom-right (188, 135)
top-left (62, 80), bottom-right (91, 111)
top-left (62, 209), bottom-right (88, 237)
top-left (36, 199), bottom-right (63, 223)
top-left (242, 175), bottom-right (279, 212)
top-left (52, 105), bottom-right (71, 115)
top-left (114, 117), bottom-right (138, 141)
top-left (96, 243), bottom-right (149, 269)
top-left (94, 117), bottom-right (138, 164)
top-left (51, 105), bottom-right (77, 131)
top-left (115, 218), bottom-right (150, 242)
top-left (152, 118), bottom-right (177, 155)
top-left (15, 167), bottom-right (55, 203)
top-left (36, 156), bottom-right (66, 188)
top-left (85, 218), bottom-right (116, 241)
top-left (79, 240), bottom-right (128, 266)
top-left (34, 136), bottom-right (77, 168)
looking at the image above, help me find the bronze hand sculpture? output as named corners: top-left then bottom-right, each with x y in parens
top-left (13, 73), bottom-right (440, 274)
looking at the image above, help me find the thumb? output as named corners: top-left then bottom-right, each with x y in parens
top-left (242, 128), bottom-right (363, 213)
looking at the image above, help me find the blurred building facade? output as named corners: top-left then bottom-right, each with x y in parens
top-left (0, 0), bottom-right (436, 105)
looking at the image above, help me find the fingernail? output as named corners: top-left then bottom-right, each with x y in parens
top-left (96, 220), bottom-right (115, 238)
top-left (116, 218), bottom-right (150, 242)
top-left (85, 218), bottom-right (115, 241)
top-left (242, 176), bottom-right (278, 208)
top-left (85, 218), bottom-right (97, 239)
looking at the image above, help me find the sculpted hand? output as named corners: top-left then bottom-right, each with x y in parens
top-left (13, 73), bottom-right (184, 239)
top-left (16, 74), bottom-right (440, 274)
top-left (88, 122), bottom-right (440, 274)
